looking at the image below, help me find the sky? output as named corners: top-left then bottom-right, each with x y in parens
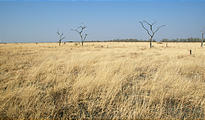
top-left (0, 0), bottom-right (205, 43)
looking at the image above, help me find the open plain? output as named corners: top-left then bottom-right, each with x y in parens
top-left (0, 42), bottom-right (205, 119)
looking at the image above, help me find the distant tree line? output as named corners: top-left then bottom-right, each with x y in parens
top-left (161, 38), bottom-right (202, 42)
top-left (107, 39), bottom-right (156, 42)
top-left (64, 39), bottom-right (156, 43)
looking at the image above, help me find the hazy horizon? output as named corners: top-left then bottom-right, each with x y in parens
top-left (0, 0), bottom-right (205, 43)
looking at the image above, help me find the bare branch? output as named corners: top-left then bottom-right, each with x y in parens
top-left (71, 28), bottom-right (80, 33)
top-left (151, 21), bottom-right (157, 26)
top-left (154, 25), bottom-right (166, 34)
top-left (60, 36), bottom-right (66, 41)
top-left (57, 31), bottom-right (60, 35)
top-left (143, 20), bottom-right (152, 26)
top-left (79, 25), bottom-right (86, 30)
top-left (83, 33), bottom-right (88, 41)
top-left (139, 21), bottom-right (152, 37)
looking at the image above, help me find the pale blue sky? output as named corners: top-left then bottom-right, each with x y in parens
top-left (0, 0), bottom-right (205, 42)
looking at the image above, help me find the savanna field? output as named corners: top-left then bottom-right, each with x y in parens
top-left (0, 42), bottom-right (205, 119)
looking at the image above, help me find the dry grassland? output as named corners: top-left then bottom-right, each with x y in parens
top-left (0, 42), bottom-right (205, 119)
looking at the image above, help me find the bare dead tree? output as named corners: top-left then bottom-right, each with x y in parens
top-left (57, 31), bottom-right (65, 46)
top-left (139, 20), bottom-right (165, 48)
top-left (71, 25), bottom-right (88, 46)
top-left (201, 32), bottom-right (204, 47)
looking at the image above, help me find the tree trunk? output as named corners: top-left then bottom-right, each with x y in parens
top-left (81, 41), bottom-right (84, 46)
top-left (80, 36), bottom-right (84, 46)
top-left (150, 38), bottom-right (152, 48)
top-left (59, 40), bottom-right (61, 46)
top-left (201, 33), bottom-right (204, 47)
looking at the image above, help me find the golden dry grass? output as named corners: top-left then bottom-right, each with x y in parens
top-left (0, 42), bottom-right (205, 119)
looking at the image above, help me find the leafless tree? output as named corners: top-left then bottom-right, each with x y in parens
top-left (71, 25), bottom-right (88, 46)
top-left (139, 20), bottom-right (165, 48)
top-left (57, 31), bottom-right (65, 46)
